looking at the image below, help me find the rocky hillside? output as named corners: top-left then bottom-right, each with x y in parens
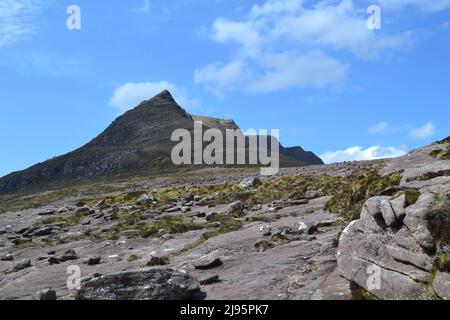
top-left (0, 90), bottom-right (322, 194)
top-left (0, 137), bottom-right (448, 300)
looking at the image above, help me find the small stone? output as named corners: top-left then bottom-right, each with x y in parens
top-left (184, 192), bottom-right (195, 202)
top-left (194, 258), bottom-right (223, 270)
top-left (239, 177), bottom-right (261, 189)
top-left (260, 224), bottom-right (272, 236)
top-left (0, 253), bottom-right (13, 261)
top-left (35, 288), bottom-right (57, 300)
top-left (76, 207), bottom-right (90, 214)
top-left (252, 204), bottom-right (263, 211)
top-left (181, 206), bottom-right (191, 213)
top-left (85, 256), bottom-right (101, 266)
top-left (38, 210), bottom-right (55, 216)
top-left (59, 249), bottom-right (78, 262)
top-left (305, 190), bottom-right (319, 199)
top-left (306, 225), bottom-right (318, 235)
top-left (228, 201), bottom-right (244, 212)
top-left (48, 257), bottom-right (60, 265)
top-left (200, 275), bottom-right (221, 286)
top-left (12, 259), bottom-right (31, 272)
top-left (279, 226), bottom-right (292, 236)
top-left (294, 222), bottom-right (308, 234)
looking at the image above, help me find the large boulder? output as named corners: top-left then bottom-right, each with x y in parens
top-left (75, 268), bottom-right (201, 300)
top-left (338, 191), bottom-right (450, 300)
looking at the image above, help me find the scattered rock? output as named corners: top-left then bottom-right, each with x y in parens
top-left (259, 224), bottom-right (272, 236)
top-left (239, 177), bottom-right (261, 189)
top-left (305, 190), bottom-right (319, 199)
top-left (184, 192), bottom-right (195, 202)
top-left (59, 249), bottom-right (78, 262)
top-left (48, 257), bottom-right (60, 265)
top-left (306, 225), bottom-right (318, 235)
top-left (252, 204), bottom-right (263, 211)
top-left (228, 201), bottom-right (244, 213)
top-left (31, 227), bottom-right (54, 237)
top-left (12, 259), bottom-right (31, 272)
top-left (0, 253), bottom-right (13, 261)
top-left (35, 288), bottom-right (57, 300)
top-left (136, 194), bottom-right (154, 205)
top-left (194, 258), bottom-right (223, 270)
top-left (38, 210), bottom-right (55, 216)
top-left (76, 268), bottom-right (201, 300)
top-left (84, 256), bottom-right (102, 266)
top-left (294, 222), bottom-right (308, 234)
top-left (200, 275), bottom-right (221, 286)
top-left (433, 272), bottom-right (450, 300)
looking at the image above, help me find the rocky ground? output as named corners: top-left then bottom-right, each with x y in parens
top-left (0, 138), bottom-right (449, 300)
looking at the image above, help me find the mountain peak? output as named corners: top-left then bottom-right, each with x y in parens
top-left (149, 89), bottom-right (176, 104)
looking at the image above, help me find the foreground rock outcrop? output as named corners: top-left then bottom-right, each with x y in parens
top-left (338, 190), bottom-right (450, 299)
top-left (76, 268), bottom-right (201, 300)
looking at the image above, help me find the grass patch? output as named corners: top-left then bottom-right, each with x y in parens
top-left (404, 189), bottom-right (421, 206)
top-left (127, 255), bottom-right (141, 262)
top-left (325, 170), bottom-right (403, 220)
top-left (146, 255), bottom-right (170, 267)
top-left (430, 137), bottom-right (450, 160)
top-left (406, 170), bottom-right (450, 182)
top-left (428, 193), bottom-right (450, 248)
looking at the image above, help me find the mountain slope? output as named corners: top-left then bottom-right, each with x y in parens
top-left (0, 90), bottom-right (323, 193)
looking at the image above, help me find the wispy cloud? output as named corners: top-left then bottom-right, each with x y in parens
top-left (368, 121), bottom-right (389, 134)
top-left (108, 81), bottom-right (201, 112)
top-left (195, 0), bottom-right (417, 95)
top-left (376, 0), bottom-right (450, 12)
top-left (410, 122), bottom-right (436, 139)
top-left (0, 0), bottom-right (42, 47)
top-left (131, 0), bottom-right (151, 13)
top-left (320, 145), bottom-right (407, 163)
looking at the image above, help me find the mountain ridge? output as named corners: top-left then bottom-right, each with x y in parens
top-left (0, 90), bottom-right (323, 193)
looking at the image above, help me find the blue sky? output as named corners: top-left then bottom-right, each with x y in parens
top-left (1, 0), bottom-right (450, 177)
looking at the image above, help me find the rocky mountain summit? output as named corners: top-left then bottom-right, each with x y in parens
top-left (0, 128), bottom-right (448, 300)
top-left (0, 90), bottom-right (322, 193)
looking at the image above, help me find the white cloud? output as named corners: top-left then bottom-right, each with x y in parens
top-left (194, 60), bottom-right (251, 95)
top-left (250, 0), bottom-right (303, 17)
top-left (320, 145), bottom-right (407, 163)
top-left (0, 0), bottom-right (42, 47)
top-left (410, 122), bottom-right (436, 139)
top-left (131, 0), bottom-right (151, 13)
top-left (377, 0), bottom-right (450, 12)
top-left (368, 121), bottom-right (389, 134)
top-left (248, 51), bottom-right (348, 92)
top-left (109, 81), bottom-right (200, 111)
top-left (196, 0), bottom-right (416, 94)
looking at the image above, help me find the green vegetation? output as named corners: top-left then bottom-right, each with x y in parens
top-left (332, 231), bottom-right (342, 248)
top-left (404, 189), bottom-right (421, 206)
top-left (430, 137), bottom-right (450, 160)
top-left (406, 170), bottom-right (450, 182)
top-left (146, 255), bottom-right (170, 267)
top-left (127, 255), bottom-right (141, 262)
top-left (325, 170), bottom-right (403, 220)
top-left (435, 252), bottom-right (450, 272)
top-left (427, 193), bottom-right (450, 248)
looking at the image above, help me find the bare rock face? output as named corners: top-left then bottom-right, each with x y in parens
top-left (75, 268), bottom-right (201, 300)
top-left (338, 190), bottom-right (450, 300)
